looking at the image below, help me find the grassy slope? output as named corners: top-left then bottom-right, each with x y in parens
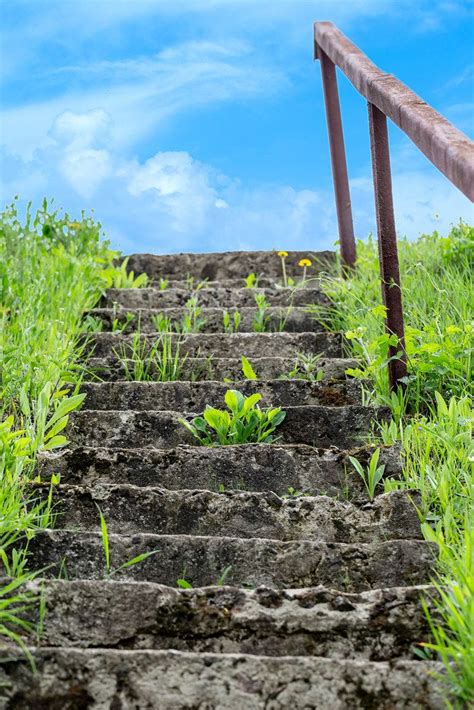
top-left (321, 223), bottom-right (473, 707)
top-left (0, 200), bottom-right (117, 652)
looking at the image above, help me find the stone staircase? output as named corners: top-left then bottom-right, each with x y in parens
top-left (0, 251), bottom-right (443, 709)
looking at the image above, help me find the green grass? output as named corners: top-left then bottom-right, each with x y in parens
top-left (320, 222), bottom-right (473, 707)
top-left (0, 198), bottom-right (117, 655)
top-left (113, 331), bottom-right (189, 382)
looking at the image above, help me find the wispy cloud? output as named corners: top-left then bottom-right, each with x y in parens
top-left (1, 39), bottom-right (288, 159)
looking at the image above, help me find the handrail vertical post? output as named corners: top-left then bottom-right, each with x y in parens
top-left (367, 102), bottom-right (407, 389)
top-left (315, 39), bottom-right (356, 273)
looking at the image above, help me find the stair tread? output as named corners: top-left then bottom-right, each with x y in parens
top-left (101, 286), bottom-right (328, 309)
top-left (0, 648), bottom-right (444, 709)
top-left (79, 379), bottom-right (363, 409)
top-left (88, 306), bottom-right (321, 333)
top-left (20, 579), bottom-right (435, 660)
top-left (38, 442), bottom-right (402, 499)
top-left (125, 249), bottom-right (335, 279)
top-left (48, 486), bottom-right (421, 542)
top-left (84, 354), bottom-right (358, 382)
top-left (26, 529), bottom-right (436, 591)
top-left (84, 330), bottom-right (343, 358)
top-left (68, 404), bottom-right (390, 449)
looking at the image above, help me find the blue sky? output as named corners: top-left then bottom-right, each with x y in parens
top-left (1, 0), bottom-right (473, 254)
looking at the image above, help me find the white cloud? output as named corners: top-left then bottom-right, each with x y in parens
top-left (1, 109), bottom-right (472, 255)
top-left (50, 109), bottom-right (112, 148)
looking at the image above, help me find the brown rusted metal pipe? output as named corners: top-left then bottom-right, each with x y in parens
top-left (368, 102), bottom-right (407, 389)
top-left (315, 21), bottom-right (474, 201)
top-left (315, 45), bottom-right (357, 272)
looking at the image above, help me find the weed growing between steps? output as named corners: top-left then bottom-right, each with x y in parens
top-left (180, 389), bottom-right (286, 445)
top-left (113, 332), bottom-right (190, 382)
top-left (0, 199), bottom-right (118, 656)
top-left (320, 223), bottom-right (473, 706)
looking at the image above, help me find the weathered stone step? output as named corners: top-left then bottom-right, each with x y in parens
top-left (0, 649), bottom-right (443, 709)
top-left (80, 379), bottom-right (362, 411)
top-left (24, 530), bottom-right (436, 591)
top-left (50, 486), bottom-right (420, 542)
top-left (85, 355), bottom-right (357, 383)
top-left (150, 277), bottom-right (321, 289)
top-left (23, 579), bottom-right (435, 661)
top-left (84, 330), bottom-right (342, 359)
top-left (101, 286), bottom-right (328, 309)
top-left (88, 306), bottom-right (319, 333)
top-left (68, 405), bottom-right (389, 449)
top-left (126, 249), bottom-right (335, 279)
top-left (38, 443), bottom-right (401, 500)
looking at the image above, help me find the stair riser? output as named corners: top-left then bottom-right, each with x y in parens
top-left (25, 581), bottom-right (435, 662)
top-left (48, 488), bottom-right (421, 543)
top-left (84, 331), bottom-right (343, 359)
top-left (85, 356), bottom-right (357, 383)
top-left (125, 250), bottom-right (335, 279)
top-left (38, 445), bottom-right (402, 500)
top-left (24, 531), bottom-right (436, 592)
top-left (89, 307), bottom-right (320, 334)
top-left (80, 380), bottom-right (362, 410)
top-left (0, 650), bottom-right (444, 710)
top-left (101, 287), bottom-right (328, 309)
top-left (68, 406), bottom-right (389, 450)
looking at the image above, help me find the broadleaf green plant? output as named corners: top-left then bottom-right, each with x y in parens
top-left (180, 389), bottom-right (286, 446)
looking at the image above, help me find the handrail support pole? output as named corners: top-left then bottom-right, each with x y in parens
top-left (368, 102), bottom-right (407, 389)
top-left (315, 43), bottom-right (357, 273)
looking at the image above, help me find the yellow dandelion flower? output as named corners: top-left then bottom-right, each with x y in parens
top-left (298, 258), bottom-right (311, 267)
top-left (277, 251), bottom-right (288, 258)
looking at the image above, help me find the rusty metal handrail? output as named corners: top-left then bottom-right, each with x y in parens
top-left (314, 21), bottom-right (474, 389)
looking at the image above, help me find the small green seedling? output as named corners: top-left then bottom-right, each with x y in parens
top-left (241, 355), bottom-right (257, 380)
top-left (97, 507), bottom-right (158, 577)
top-left (282, 352), bottom-right (324, 382)
top-left (223, 310), bottom-right (241, 333)
top-left (111, 310), bottom-right (135, 333)
top-left (180, 296), bottom-right (206, 333)
top-left (100, 257), bottom-right (149, 289)
top-left (244, 273), bottom-right (259, 288)
top-left (348, 448), bottom-right (386, 500)
top-left (216, 566), bottom-right (232, 586)
top-left (252, 293), bottom-right (271, 332)
top-left (284, 486), bottom-right (305, 498)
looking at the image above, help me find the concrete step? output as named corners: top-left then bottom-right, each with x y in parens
top-left (80, 379), bottom-right (363, 410)
top-left (25, 530), bottom-right (436, 591)
top-left (0, 649), bottom-right (444, 709)
top-left (84, 330), bottom-right (343, 359)
top-left (125, 249), bottom-right (335, 280)
top-left (150, 277), bottom-right (322, 289)
top-left (49, 486), bottom-right (421, 542)
top-left (88, 306), bottom-right (320, 333)
top-left (101, 286), bottom-right (328, 309)
top-left (38, 443), bottom-right (402, 500)
top-left (68, 405), bottom-right (389, 449)
top-left (22, 579), bottom-right (435, 661)
top-left (85, 355), bottom-right (357, 383)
